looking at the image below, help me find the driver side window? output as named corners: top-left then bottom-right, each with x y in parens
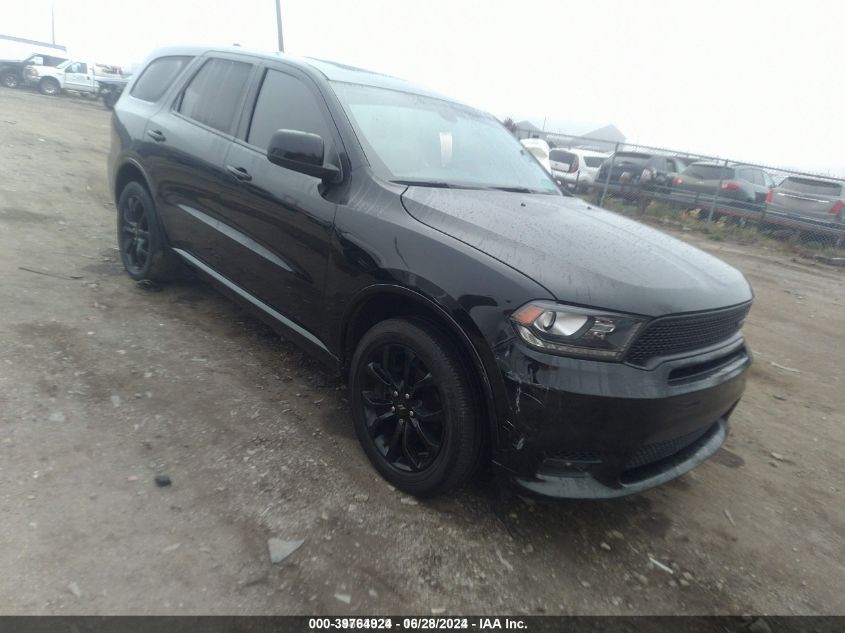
top-left (247, 68), bottom-right (335, 162)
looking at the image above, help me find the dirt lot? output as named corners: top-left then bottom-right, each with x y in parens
top-left (0, 87), bottom-right (843, 616)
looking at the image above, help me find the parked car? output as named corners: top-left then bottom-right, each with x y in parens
top-left (23, 59), bottom-right (123, 96)
top-left (110, 46), bottom-right (752, 499)
top-left (594, 151), bottom-right (688, 200)
top-left (520, 137), bottom-right (552, 173)
top-left (549, 148), bottom-right (609, 192)
top-left (0, 52), bottom-right (67, 89)
top-left (765, 176), bottom-right (845, 224)
top-left (672, 162), bottom-right (775, 211)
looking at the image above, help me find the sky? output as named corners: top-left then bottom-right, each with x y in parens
top-left (4, 0), bottom-right (844, 176)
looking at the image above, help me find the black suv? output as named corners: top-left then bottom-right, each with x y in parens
top-left (109, 47), bottom-right (753, 499)
top-left (0, 52), bottom-right (68, 89)
top-left (595, 151), bottom-right (689, 200)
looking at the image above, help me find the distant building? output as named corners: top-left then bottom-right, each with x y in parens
top-left (559, 124), bottom-right (626, 152)
top-left (514, 120), bottom-right (543, 139)
top-left (514, 118), bottom-right (626, 152)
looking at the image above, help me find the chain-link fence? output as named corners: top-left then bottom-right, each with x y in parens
top-left (516, 127), bottom-right (845, 257)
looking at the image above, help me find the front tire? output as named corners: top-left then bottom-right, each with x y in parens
top-left (38, 77), bottom-right (60, 95)
top-left (1, 71), bottom-right (19, 89)
top-left (117, 182), bottom-right (178, 282)
top-left (103, 89), bottom-right (118, 110)
top-left (350, 318), bottom-right (481, 497)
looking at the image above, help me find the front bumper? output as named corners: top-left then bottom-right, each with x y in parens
top-left (553, 172), bottom-right (594, 190)
top-left (493, 335), bottom-right (750, 499)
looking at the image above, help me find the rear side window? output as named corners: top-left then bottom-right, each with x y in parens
top-left (131, 55), bottom-right (193, 103)
top-left (549, 150), bottom-right (576, 165)
top-left (178, 58), bottom-right (253, 133)
top-left (247, 69), bottom-right (334, 155)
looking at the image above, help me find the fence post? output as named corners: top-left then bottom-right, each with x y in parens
top-left (598, 143), bottom-right (619, 207)
top-left (707, 158), bottom-right (729, 224)
top-left (758, 191), bottom-right (769, 233)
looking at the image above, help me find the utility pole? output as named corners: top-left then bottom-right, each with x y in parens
top-left (275, 0), bottom-right (284, 52)
top-left (51, 1), bottom-right (56, 45)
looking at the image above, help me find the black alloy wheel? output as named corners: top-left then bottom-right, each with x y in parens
top-left (119, 191), bottom-right (151, 276)
top-left (350, 318), bottom-right (481, 497)
top-left (116, 181), bottom-right (178, 282)
top-left (360, 343), bottom-right (444, 473)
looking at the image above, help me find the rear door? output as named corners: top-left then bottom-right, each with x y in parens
top-left (215, 62), bottom-right (342, 336)
top-left (549, 150), bottom-right (577, 176)
top-left (142, 54), bottom-right (257, 264)
top-left (750, 169), bottom-right (769, 205)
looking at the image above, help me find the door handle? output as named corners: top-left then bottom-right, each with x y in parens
top-left (226, 165), bottom-right (252, 182)
top-left (146, 129), bottom-right (166, 142)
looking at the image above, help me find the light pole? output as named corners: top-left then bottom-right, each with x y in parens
top-left (275, 0), bottom-right (284, 52)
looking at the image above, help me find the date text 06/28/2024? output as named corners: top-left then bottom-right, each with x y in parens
top-left (307, 617), bottom-right (527, 630)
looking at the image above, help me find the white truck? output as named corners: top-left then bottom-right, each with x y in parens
top-left (23, 59), bottom-right (124, 97)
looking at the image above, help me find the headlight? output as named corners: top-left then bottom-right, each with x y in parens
top-left (511, 301), bottom-right (645, 361)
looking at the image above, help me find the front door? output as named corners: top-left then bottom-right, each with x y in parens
top-left (63, 62), bottom-right (91, 91)
top-left (216, 64), bottom-right (342, 343)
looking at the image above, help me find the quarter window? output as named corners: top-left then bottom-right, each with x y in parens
top-left (131, 55), bottom-right (193, 103)
top-left (247, 69), bottom-right (334, 157)
top-left (178, 58), bottom-right (253, 134)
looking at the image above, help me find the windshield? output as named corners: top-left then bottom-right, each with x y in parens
top-left (549, 150), bottom-right (576, 165)
top-left (614, 152), bottom-right (651, 165)
top-left (333, 82), bottom-right (558, 194)
top-left (684, 164), bottom-right (735, 180)
top-left (57, 60), bottom-right (72, 70)
top-left (583, 156), bottom-right (606, 168)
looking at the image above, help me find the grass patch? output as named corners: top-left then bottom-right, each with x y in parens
top-left (579, 192), bottom-right (845, 260)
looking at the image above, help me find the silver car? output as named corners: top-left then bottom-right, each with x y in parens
top-left (767, 176), bottom-right (845, 224)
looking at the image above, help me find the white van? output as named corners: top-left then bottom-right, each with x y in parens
top-left (520, 138), bottom-right (552, 174)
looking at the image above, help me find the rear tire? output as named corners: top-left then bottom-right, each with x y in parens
top-left (349, 318), bottom-right (481, 497)
top-left (116, 182), bottom-right (179, 282)
top-left (38, 77), bottom-right (60, 96)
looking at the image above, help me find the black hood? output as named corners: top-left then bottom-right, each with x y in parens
top-left (400, 187), bottom-right (752, 317)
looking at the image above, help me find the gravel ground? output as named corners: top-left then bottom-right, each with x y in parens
top-left (0, 88), bottom-right (843, 615)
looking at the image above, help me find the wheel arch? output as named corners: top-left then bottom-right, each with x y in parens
top-left (340, 283), bottom-right (503, 458)
top-left (39, 76), bottom-right (60, 90)
top-left (113, 159), bottom-right (154, 207)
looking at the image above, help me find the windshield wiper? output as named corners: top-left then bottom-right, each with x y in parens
top-left (487, 186), bottom-right (535, 193)
top-left (391, 179), bottom-right (461, 189)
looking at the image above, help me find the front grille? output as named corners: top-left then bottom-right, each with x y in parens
top-left (626, 303), bottom-right (750, 366)
top-left (623, 424), bottom-right (713, 470)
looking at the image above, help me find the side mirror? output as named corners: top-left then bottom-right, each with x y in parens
top-left (267, 129), bottom-right (340, 182)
